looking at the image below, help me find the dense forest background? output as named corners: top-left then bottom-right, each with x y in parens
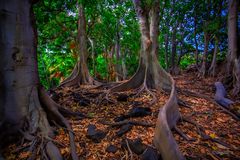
top-left (0, 0), bottom-right (239, 159)
top-left (35, 0), bottom-right (239, 89)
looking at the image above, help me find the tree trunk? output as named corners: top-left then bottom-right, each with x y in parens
top-left (60, 3), bottom-right (100, 87)
top-left (108, 45), bottom-right (116, 81)
top-left (121, 52), bottom-right (128, 80)
top-left (88, 38), bottom-right (96, 78)
top-left (199, 31), bottom-right (209, 76)
top-left (194, 14), bottom-right (199, 66)
top-left (170, 26), bottom-right (177, 74)
top-left (0, 1), bottom-right (78, 159)
top-left (165, 34), bottom-right (169, 70)
top-left (208, 37), bottom-right (219, 76)
top-left (226, 0), bottom-right (239, 95)
top-left (115, 26), bottom-right (123, 81)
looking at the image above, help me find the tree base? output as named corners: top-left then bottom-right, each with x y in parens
top-left (103, 59), bottom-right (184, 159)
top-left (0, 86), bottom-right (79, 160)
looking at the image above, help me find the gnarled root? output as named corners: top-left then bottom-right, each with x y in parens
top-left (102, 61), bottom-right (160, 105)
top-left (39, 86), bottom-right (78, 160)
top-left (173, 125), bottom-right (195, 141)
top-left (178, 88), bottom-right (239, 120)
top-left (0, 86), bottom-right (79, 160)
top-left (153, 76), bottom-right (184, 160)
top-left (180, 117), bottom-right (231, 149)
top-left (99, 59), bottom-right (184, 159)
top-left (59, 62), bottom-right (102, 88)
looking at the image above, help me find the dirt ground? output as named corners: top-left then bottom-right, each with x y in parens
top-left (3, 73), bottom-right (240, 160)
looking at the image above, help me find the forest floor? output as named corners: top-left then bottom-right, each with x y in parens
top-left (3, 72), bottom-right (240, 160)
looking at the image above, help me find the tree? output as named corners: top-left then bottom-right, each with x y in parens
top-left (199, 0), bottom-right (211, 77)
top-left (108, 0), bottom-right (171, 92)
top-left (60, 2), bottom-right (99, 87)
top-left (0, 1), bottom-right (78, 159)
top-left (208, 0), bottom-right (223, 76)
top-left (106, 0), bottom-right (183, 159)
top-left (226, 0), bottom-right (239, 95)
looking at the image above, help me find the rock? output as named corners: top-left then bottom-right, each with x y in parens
top-left (106, 145), bottom-right (118, 153)
top-left (121, 138), bottom-right (147, 155)
top-left (116, 124), bottom-right (133, 137)
top-left (114, 107), bottom-right (151, 122)
top-left (141, 147), bottom-right (161, 160)
top-left (128, 107), bottom-right (151, 118)
top-left (114, 115), bottom-right (128, 122)
top-left (79, 99), bottom-right (90, 106)
top-left (86, 124), bottom-right (106, 143)
top-left (116, 94), bottom-right (129, 102)
top-left (72, 93), bottom-right (90, 106)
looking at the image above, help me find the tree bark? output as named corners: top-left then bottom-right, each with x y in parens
top-left (194, 14), bottom-right (199, 66)
top-left (0, 1), bottom-right (78, 159)
top-left (199, 31), bottom-right (209, 76)
top-left (115, 24), bottom-right (123, 81)
top-left (88, 38), bottom-right (96, 77)
top-left (226, 0), bottom-right (239, 95)
top-left (170, 25), bottom-right (177, 74)
top-left (208, 37), bottom-right (219, 77)
top-left (121, 52), bottom-right (128, 80)
top-left (60, 3), bottom-right (100, 87)
top-left (165, 34), bottom-right (169, 70)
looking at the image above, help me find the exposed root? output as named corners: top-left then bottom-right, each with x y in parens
top-left (134, 83), bottom-right (157, 105)
top-left (177, 99), bottom-right (192, 109)
top-left (60, 63), bottom-right (79, 87)
top-left (101, 62), bottom-right (158, 105)
top-left (101, 120), bottom-right (154, 127)
top-left (181, 117), bottom-right (232, 149)
top-left (125, 139), bottom-right (133, 160)
top-left (174, 126), bottom-right (195, 141)
top-left (58, 106), bottom-right (88, 119)
top-left (178, 88), bottom-right (239, 120)
top-left (58, 62), bottom-right (102, 88)
top-left (39, 87), bottom-right (78, 160)
top-left (93, 81), bottom-right (120, 90)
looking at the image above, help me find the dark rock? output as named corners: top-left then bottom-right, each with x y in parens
top-left (128, 107), bottom-right (151, 118)
top-left (86, 124), bottom-right (106, 143)
top-left (121, 138), bottom-right (147, 155)
top-left (116, 94), bottom-right (129, 102)
top-left (114, 115), bottom-right (128, 122)
top-left (114, 107), bottom-right (151, 122)
top-left (79, 99), bottom-right (90, 106)
top-left (106, 145), bottom-right (118, 153)
top-left (141, 147), bottom-right (161, 160)
top-left (72, 93), bottom-right (90, 106)
top-left (116, 124), bottom-right (133, 137)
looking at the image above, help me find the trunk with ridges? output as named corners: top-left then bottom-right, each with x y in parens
top-left (0, 1), bottom-right (78, 159)
top-left (60, 3), bottom-right (100, 87)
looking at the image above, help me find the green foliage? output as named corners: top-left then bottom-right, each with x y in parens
top-left (95, 55), bottom-right (108, 79)
top-left (38, 51), bottom-right (77, 89)
top-left (34, 0), bottom-right (229, 89)
top-left (180, 54), bottom-right (196, 69)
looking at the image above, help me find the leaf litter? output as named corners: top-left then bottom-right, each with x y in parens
top-left (2, 73), bottom-right (240, 159)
